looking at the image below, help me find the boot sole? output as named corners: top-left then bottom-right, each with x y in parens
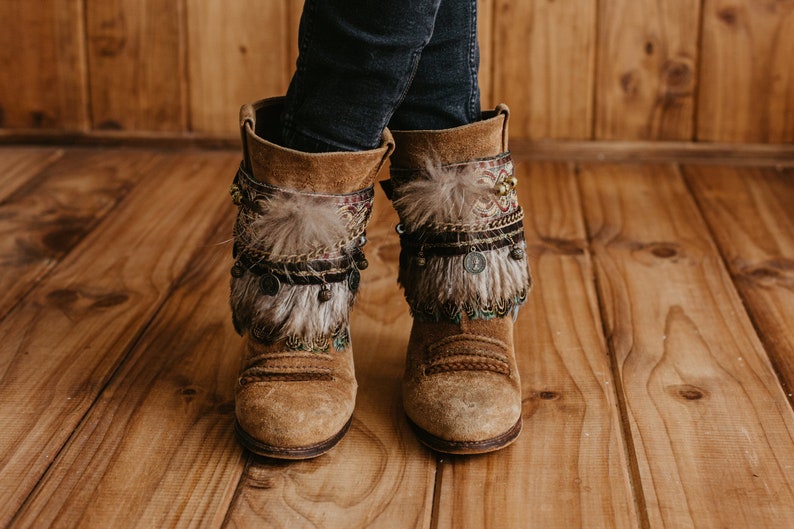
top-left (234, 417), bottom-right (353, 460)
top-left (407, 416), bottom-right (522, 455)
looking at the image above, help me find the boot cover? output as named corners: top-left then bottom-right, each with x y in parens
top-left (230, 97), bottom-right (393, 459)
top-left (384, 105), bottom-right (532, 454)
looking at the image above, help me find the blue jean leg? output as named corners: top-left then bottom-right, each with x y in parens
top-left (280, 0), bottom-right (479, 153)
top-left (389, 0), bottom-right (481, 131)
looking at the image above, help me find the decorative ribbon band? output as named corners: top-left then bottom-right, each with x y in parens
top-left (398, 216), bottom-right (526, 258)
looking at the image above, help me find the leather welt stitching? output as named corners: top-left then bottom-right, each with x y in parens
top-left (239, 373), bottom-right (333, 384)
top-left (424, 361), bottom-right (510, 376)
top-left (429, 348), bottom-right (508, 364)
top-left (428, 333), bottom-right (509, 353)
top-left (245, 353), bottom-right (332, 369)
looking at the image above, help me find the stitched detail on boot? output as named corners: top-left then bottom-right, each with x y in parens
top-left (244, 351), bottom-right (332, 370)
top-left (425, 358), bottom-right (510, 376)
top-left (239, 372), bottom-right (334, 384)
top-left (238, 365), bottom-right (334, 385)
top-left (424, 334), bottom-right (511, 376)
top-left (425, 334), bottom-right (509, 362)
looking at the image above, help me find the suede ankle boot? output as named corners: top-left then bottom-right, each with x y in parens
top-left (383, 105), bottom-right (532, 454)
top-left (229, 97), bottom-right (394, 459)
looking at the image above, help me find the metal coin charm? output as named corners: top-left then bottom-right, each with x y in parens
top-left (348, 268), bottom-right (361, 292)
top-left (463, 250), bottom-right (487, 274)
top-left (318, 284), bottom-right (333, 302)
top-left (258, 273), bottom-right (280, 296)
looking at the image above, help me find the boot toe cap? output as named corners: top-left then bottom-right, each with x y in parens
top-left (403, 371), bottom-right (522, 448)
top-left (235, 380), bottom-right (356, 458)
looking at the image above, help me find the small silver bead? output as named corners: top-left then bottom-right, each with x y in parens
top-left (510, 246), bottom-right (525, 260)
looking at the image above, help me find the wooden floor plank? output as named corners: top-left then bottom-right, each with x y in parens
top-left (0, 150), bottom-right (157, 321)
top-left (11, 200), bottom-right (244, 528)
top-left (432, 163), bottom-right (639, 529)
top-left (223, 185), bottom-right (438, 529)
top-left (0, 147), bottom-right (64, 204)
top-left (683, 166), bottom-right (794, 399)
top-left (0, 150), bottom-right (237, 527)
top-left (578, 163), bottom-right (794, 528)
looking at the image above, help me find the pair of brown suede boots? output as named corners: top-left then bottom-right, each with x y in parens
top-left (229, 97), bottom-right (531, 459)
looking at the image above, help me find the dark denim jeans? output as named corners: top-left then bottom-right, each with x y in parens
top-left (281, 0), bottom-right (481, 152)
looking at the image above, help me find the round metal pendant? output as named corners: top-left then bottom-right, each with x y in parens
top-left (230, 262), bottom-right (245, 278)
top-left (510, 246), bottom-right (525, 261)
top-left (463, 251), bottom-right (487, 274)
top-left (258, 273), bottom-right (280, 296)
top-left (348, 268), bottom-right (361, 292)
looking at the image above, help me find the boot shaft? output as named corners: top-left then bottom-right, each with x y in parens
top-left (240, 97), bottom-right (394, 193)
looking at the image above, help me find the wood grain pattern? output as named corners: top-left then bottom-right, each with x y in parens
top-left (12, 197), bottom-right (245, 528)
top-left (698, 0), bottom-right (794, 142)
top-left (595, 0), bottom-right (700, 140)
top-left (0, 150), bottom-right (152, 320)
top-left (224, 184), bottom-right (437, 529)
top-left (186, 0), bottom-right (292, 133)
top-left (477, 0), bottom-right (494, 109)
top-left (0, 0), bottom-right (87, 130)
top-left (684, 166), bottom-right (794, 399)
top-left (579, 163), bottom-right (794, 528)
top-left (3, 1), bottom-right (794, 143)
top-left (0, 151), bottom-right (236, 527)
top-left (0, 148), bottom-right (64, 204)
top-left (85, 0), bottom-right (186, 131)
top-left (492, 0), bottom-right (596, 139)
top-left (432, 163), bottom-right (638, 529)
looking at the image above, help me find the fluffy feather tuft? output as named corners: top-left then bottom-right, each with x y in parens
top-left (231, 272), bottom-right (355, 341)
top-left (398, 243), bottom-right (531, 315)
top-left (393, 161), bottom-right (495, 229)
top-left (240, 192), bottom-right (350, 259)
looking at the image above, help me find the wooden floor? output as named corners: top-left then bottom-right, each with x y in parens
top-left (1, 146), bottom-right (794, 528)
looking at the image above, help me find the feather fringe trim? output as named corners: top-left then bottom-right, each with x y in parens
top-left (398, 242), bottom-right (531, 321)
top-left (231, 187), bottom-right (369, 342)
top-left (231, 269), bottom-right (355, 343)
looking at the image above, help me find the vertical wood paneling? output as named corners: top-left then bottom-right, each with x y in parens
top-left (187, 0), bottom-right (293, 134)
top-left (2, 1), bottom-right (794, 143)
top-left (595, 0), bottom-right (701, 140)
top-left (0, 0), bottom-right (87, 130)
top-left (287, 0), bottom-right (304, 75)
top-left (85, 0), bottom-right (186, 131)
top-left (477, 0), bottom-right (495, 109)
top-left (492, 0), bottom-right (596, 139)
top-left (698, 0), bottom-right (794, 143)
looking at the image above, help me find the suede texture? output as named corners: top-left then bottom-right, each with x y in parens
top-left (390, 105), bottom-right (526, 452)
top-left (233, 97), bottom-right (393, 458)
top-left (402, 316), bottom-right (522, 443)
top-left (241, 98), bottom-right (395, 194)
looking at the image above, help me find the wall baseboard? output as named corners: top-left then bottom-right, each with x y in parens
top-left (1, 130), bottom-right (793, 167)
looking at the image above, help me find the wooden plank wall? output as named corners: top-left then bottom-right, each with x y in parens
top-left (0, 0), bottom-right (792, 143)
